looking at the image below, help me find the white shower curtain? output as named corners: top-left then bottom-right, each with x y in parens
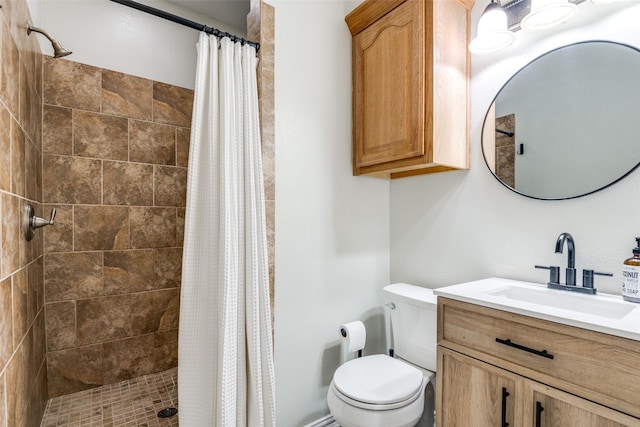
top-left (178, 32), bottom-right (276, 427)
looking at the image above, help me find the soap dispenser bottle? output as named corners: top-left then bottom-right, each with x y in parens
top-left (622, 237), bottom-right (640, 303)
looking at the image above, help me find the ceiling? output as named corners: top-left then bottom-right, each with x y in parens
top-left (167, 0), bottom-right (251, 32)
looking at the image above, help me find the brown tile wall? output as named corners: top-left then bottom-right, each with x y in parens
top-left (42, 57), bottom-right (192, 398)
top-left (0, 0), bottom-right (49, 425)
top-left (495, 114), bottom-right (516, 188)
top-left (248, 0), bottom-right (276, 323)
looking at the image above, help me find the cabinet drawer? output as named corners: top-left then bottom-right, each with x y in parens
top-left (438, 297), bottom-right (640, 419)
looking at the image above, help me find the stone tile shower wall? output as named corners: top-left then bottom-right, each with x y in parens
top-left (42, 57), bottom-right (192, 398)
top-left (0, 0), bottom-right (48, 425)
top-left (248, 0), bottom-right (276, 319)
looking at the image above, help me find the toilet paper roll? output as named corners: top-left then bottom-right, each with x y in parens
top-left (340, 320), bottom-right (366, 353)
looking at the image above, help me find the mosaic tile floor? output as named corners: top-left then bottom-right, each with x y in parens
top-left (41, 368), bottom-right (179, 427)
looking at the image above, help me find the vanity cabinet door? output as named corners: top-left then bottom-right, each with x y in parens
top-left (525, 382), bottom-right (639, 427)
top-left (437, 348), bottom-right (523, 427)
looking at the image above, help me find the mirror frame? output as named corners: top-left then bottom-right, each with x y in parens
top-left (481, 40), bottom-right (640, 201)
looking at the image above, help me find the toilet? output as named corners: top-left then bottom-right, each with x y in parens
top-left (327, 283), bottom-right (438, 427)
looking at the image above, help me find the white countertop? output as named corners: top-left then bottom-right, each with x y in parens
top-left (434, 277), bottom-right (640, 341)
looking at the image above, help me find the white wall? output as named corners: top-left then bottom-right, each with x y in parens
top-left (390, 1), bottom-right (640, 294)
top-left (272, 1), bottom-right (390, 425)
top-left (33, 0), bottom-right (242, 89)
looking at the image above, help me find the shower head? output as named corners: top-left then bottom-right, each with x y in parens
top-left (26, 21), bottom-right (72, 58)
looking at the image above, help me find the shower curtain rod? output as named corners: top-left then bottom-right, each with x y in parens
top-left (110, 0), bottom-right (260, 51)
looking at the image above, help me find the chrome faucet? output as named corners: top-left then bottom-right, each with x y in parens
top-left (555, 232), bottom-right (576, 286)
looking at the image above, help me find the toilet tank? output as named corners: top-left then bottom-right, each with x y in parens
top-left (383, 283), bottom-right (438, 372)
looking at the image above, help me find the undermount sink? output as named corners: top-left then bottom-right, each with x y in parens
top-left (487, 285), bottom-right (635, 319)
top-left (434, 277), bottom-right (640, 341)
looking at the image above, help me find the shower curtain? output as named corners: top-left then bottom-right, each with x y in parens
top-left (178, 32), bottom-right (276, 426)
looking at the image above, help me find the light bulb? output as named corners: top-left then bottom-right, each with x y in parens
top-left (521, 0), bottom-right (578, 30)
top-left (469, 1), bottom-right (516, 55)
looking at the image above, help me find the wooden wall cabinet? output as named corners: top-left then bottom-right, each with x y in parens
top-left (437, 298), bottom-right (640, 426)
top-left (345, 0), bottom-right (473, 178)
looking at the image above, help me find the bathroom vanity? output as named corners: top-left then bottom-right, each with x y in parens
top-left (435, 278), bottom-right (640, 426)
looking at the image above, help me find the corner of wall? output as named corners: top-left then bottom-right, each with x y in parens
top-left (0, 0), bottom-right (48, 425)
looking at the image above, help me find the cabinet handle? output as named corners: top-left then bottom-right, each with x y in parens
top-left (495, 338), bottom-right (554, 360)
top-left (535, 401), bottom-right (544, 427)
top-left (501, 387), bottom-right (510, 427)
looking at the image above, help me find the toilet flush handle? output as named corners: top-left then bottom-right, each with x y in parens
top-left (385, 302), bottom-right (396, 310)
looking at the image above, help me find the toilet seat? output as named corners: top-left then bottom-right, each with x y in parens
top-left (332, 355), bottom-right (425, 410)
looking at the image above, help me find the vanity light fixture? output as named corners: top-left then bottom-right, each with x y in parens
top-left (520, 0), bottom-right (578, 30)
top-left (469, 0), bottom-right (516, 55)
top-left (470, 0), bottom-right (584, 54)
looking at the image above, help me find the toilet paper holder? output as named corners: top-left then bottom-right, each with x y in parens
top-left (340, 327), bottom-right (363, 358)
top-left (23, 204), bottom-right (56, 241)
top-left (340, 321), bottom-right (366, 357)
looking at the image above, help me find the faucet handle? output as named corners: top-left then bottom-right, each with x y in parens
top-left (582, 269), bottom-right (613, 289)
top-left (535, 265), bottom-right (561, 285)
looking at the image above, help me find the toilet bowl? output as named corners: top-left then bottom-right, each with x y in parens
top-left (327, 354), bottom-right (434, 427)
top-left (327, 284), bottom-right (438, 427)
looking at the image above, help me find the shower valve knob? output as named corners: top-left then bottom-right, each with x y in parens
top-left (23, 204), bottom-right (56, 241)
top-left (32, 208), bottom-right (56, 229)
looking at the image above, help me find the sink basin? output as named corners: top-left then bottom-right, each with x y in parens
top-left (434, 277), bottom-right (640, 341)
top-left (487, 285), bottom-right (635, 319)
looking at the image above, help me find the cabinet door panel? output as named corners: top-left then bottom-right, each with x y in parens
top-left (526, 383), bottom-right (639, 427)
top-left (353, 0), bottom-right (425, 168)
top-left (346, 0), bottom-right (470, 177)
top-left (438, 348), bottom-right (521, 427)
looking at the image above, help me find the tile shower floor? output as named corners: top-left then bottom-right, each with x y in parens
top-left (41, 368), bottom-right (179, 427)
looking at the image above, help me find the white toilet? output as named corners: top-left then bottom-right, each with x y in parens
top-left (327, 283), bottom-right (438, 427)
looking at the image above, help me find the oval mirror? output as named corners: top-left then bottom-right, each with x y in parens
top-left (482, 41), bottom-right (640, 200)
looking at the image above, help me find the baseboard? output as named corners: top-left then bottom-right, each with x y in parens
top-left (302, 414), bottom-right (340, 427)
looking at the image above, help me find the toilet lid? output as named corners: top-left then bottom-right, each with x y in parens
top-left (333, 355), bottom-right (424, 405)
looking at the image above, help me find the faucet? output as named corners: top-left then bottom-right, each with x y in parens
top-left (536, 232), bottom-right (612, 294)
top-left (555, 232), bottom-right (576, 286)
